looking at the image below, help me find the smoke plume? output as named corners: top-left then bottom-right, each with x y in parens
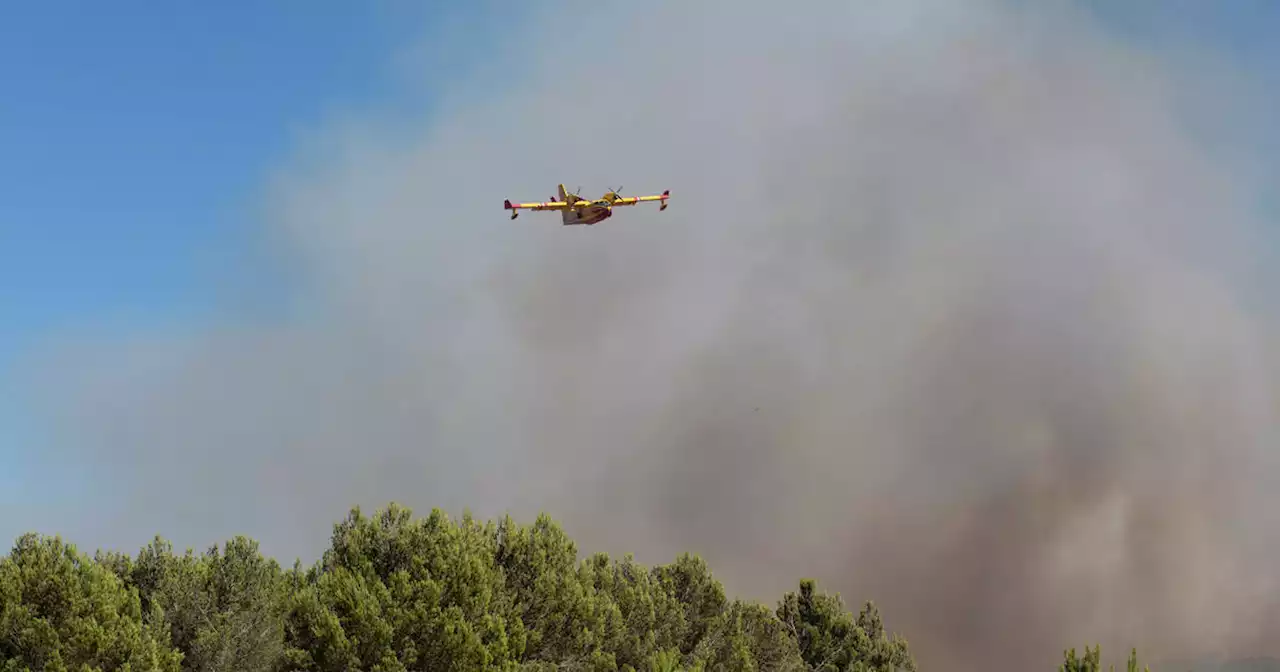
top-left (15, 1), bottom-right (1280, 669)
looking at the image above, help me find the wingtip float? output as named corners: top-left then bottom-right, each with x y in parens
top-left (503, 184), bottom-right (670, 225)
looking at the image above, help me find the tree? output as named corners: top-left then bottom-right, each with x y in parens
top-left (652, 553), bottom-right (726, 655)
top-left (0, 533), bottom-right (183, 672)
top-left (4, 503), bottom-right (928, 672)
top-left (1059, 646), bottom-right (1149, 672)
top-left (281, 504), bottom-right (527, 671)
top-left (98, 534), bottom-right (290, 672)
top-left (691, 600), bottom-right (806, 672)
top-left (776, 579), bottom-right (915, 672)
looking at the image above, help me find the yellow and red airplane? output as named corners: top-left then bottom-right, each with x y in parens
top-left (504, 184), bottom-right (669, 225)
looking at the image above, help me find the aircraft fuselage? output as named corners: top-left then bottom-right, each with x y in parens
top-left (562, 200), bottom-right (613, 225)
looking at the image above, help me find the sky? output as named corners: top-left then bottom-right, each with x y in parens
top-left (7, 1), bottom-right (1279, 464)
top-left (0, 0), bottom-right (521, 486)
top-left (5, 2), bottom-right (1280, 670)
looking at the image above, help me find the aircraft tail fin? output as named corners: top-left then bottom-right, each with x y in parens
top-left (556, 184), bottom-right (576, 224)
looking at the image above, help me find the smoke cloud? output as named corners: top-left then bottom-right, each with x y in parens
top-left (15, 1), bottom-right (1280, 669)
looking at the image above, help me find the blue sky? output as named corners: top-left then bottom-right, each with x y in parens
top-left (1, 2), bottom-right (411, 490)
top-left (0, 2), bottom-right (527, 484)
top-left (0, 2), bottom-right (473, 356)
top-left (2, 2), bottom-right (1278, 500)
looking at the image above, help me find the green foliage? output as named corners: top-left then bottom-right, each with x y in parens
top-left (0, 533), bottom-right (183, 672)
top-left (652, 554), bottom-right (725, 655)
top-left (1059, 645), bottom-right (1149, 672)
top-left (9, 504), bottom-right (1273, 672)
top-left (96, 534), bottom-right (290, 672)
top-left (776, 579), bottom-right (915, 672)
top-left (283, 504), bottom-right (526, 671)
top-left (2, 503), bottom-right (919, 672)
top-left (690, 599), bottom-right (805, 671)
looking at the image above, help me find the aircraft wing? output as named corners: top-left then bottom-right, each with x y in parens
top-left (608, 190), bottom-right (670, 207)
top-left (504, 199), bottom-right (569, 212)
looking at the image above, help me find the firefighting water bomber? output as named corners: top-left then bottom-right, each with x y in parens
top-left (504, 184), bottom-right (670, 225)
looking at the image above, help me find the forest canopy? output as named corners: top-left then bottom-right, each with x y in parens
top-left (0, 502), bottom-right (1252, 671)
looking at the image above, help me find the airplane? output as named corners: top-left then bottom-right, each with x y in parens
top-left (504, 184), bottom-right (669, 225)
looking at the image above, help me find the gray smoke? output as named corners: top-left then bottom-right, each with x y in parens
top-left (14, 1), bottom-right (1280, 669)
